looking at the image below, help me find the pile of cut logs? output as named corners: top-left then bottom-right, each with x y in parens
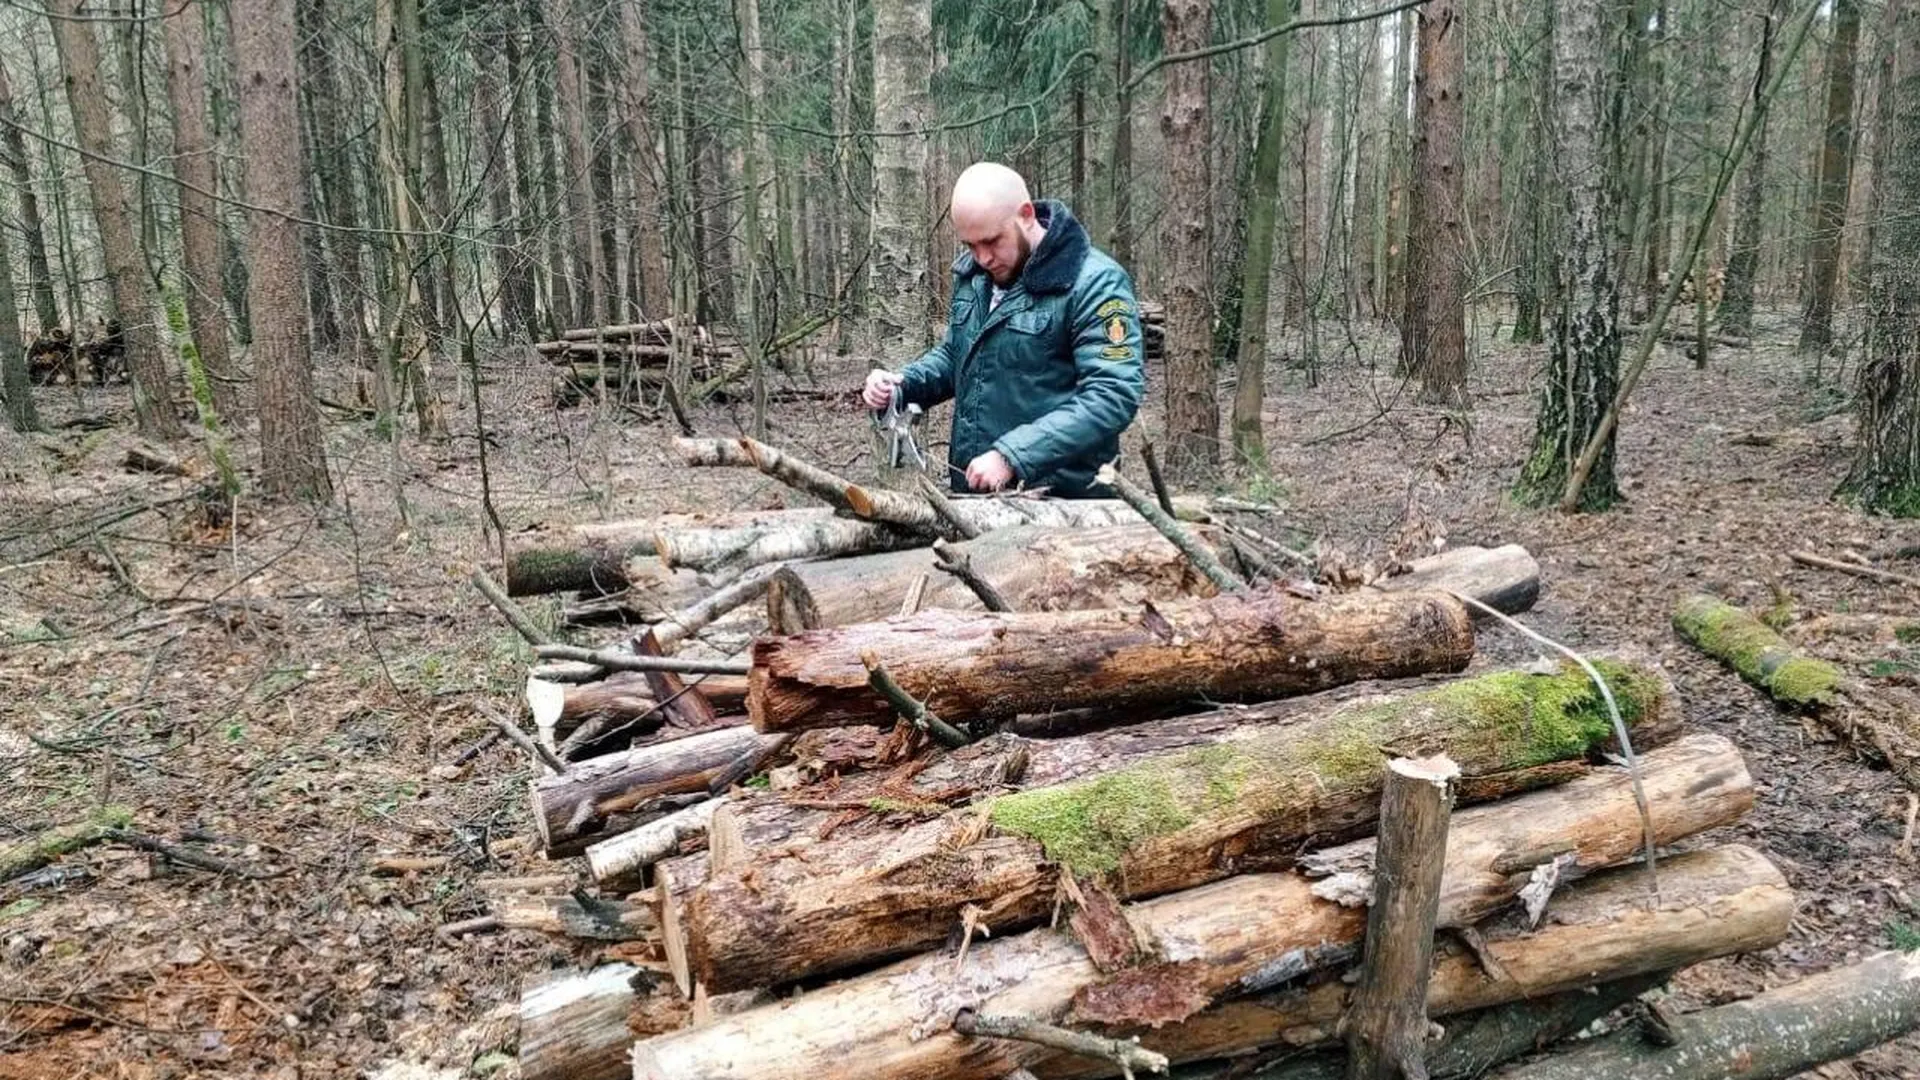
top-left (478, 438), bottom-right (1920, 1080)
top-left (536, 319), bottom-right (736, 405)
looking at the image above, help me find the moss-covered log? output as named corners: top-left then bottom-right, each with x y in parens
top-left (749, 589), bottom-right (1477, 734)
top-left (683, 660), bottom-right (1683, 993)
top-left (1484, 949), bottom-right (1920, 1080)
top-left (1674, 592), bottom-right (1920, 788)
top-left (633, 754), bottom-right (1764, 1080)
top-left (0, 805), bottom-right (133, 881)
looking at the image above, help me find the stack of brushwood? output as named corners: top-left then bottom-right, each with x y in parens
top-left (475, 439), bottom-right (1920, 1080)
top-left (536, 319), bottom-right (736, 405)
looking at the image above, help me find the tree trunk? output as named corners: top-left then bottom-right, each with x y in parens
top-left (1378, 544), bottom-right (1540, 616)
top-left (163, 0), bottom-right (240, 421)
top-left (686, 660), bottom-right (1683, 994)
top-left (1229, 0), bottom-right (1299, 470)
top-left (1637, 0), bottom-right (1669, 319)
top-left (518, 965), bottom-right (689, 1080)
top-left (534, 45), bottom-right (573, 336)
top-left (502, 28), bottom-right (542, 337)
top-left (617, 0), bottom-right (669, 319)
top-left (553, 0), bottom-right (606, 335)
top-left (866, 0), bottom-right (933, 373)
top-left (1719, 2), bottom-right (1782, 338)
top-left (767, 524), bottom-right (1227, 631)
top-left (1800, 0), bottom-right (1862, 352)
top-left (1510, 4), bottom-right (1551, 344)
top-left (0, 56), bottom-right (61, 335)
top-left (233, 0), bottom-right (331, 498)
top-left (1837, 0), bottom-right (1920, 515)
top-left (0, 197), bottom-right (35, 432)
top-left (635, 738), bottom-right (1760, 1080)
top-left (48, 0), bottom-right (182, 440)
top-left (748, 588), bottom-right (1476, 734)
top-left (1486, 950), bottom-right (1920, 1080)
top-left (1109, 0), bottom-right (1135, 268)
top-left (1344, 757), bottom-right (1457, 1080)
top-left (1400, 0), bottom-right (1468, 407)
top-left (1510, 0), bottom-right (1620, 512)
top-left (529, 724), bottom-right (778, 855)
top-left (504, 507), bottom-right (844, 595)
top-left (1160, 0), bottom-right (1220, 480)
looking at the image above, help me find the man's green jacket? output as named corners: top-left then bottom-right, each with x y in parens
top-left (898, 201), bottom-right (1145, 496)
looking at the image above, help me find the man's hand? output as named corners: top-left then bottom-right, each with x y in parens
top-left (964, 450), bottom-right (1016, 492)
top-left (863, 369), bottom-right (904, 410)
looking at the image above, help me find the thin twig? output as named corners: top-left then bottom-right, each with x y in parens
top-left (471, 568), bottom-right (553, 646)
top-left (105, 829), bottom-right (285, 879)
top-left (931, 539), bottom-right (1013, 612)
top-left (1139, 441), bottom-right (1176, 517)
top-left (1789, 550), bottom-right (1920, 589)
top-left (916, 473), bottom-right (982, 540)
top-left (478, 703), bottom-right (567, 775)
top-left (1445, 590), bottom-right (1658, 897)
top-left (1099, 464), bottom-right (1247, 594)
top-left (860, 649), bottom-right (970, 749)
top-left (954, 1009), bottom-right (1168, 1079)
top-left (532, 644), bottom-right (750, 675)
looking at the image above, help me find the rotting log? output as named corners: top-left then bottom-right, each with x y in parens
top-left (748, 588), bottom-right (1477, 734)
top-left (1375, 544), bottom-right (1541, 618)
top-left (1163, 973), bottom-right (1670, 1080)
top-left (506, 511), bottom-right (834, 596)
top-left (764, 524), bottom-right (1224, 631)
top-left (1484, 949), bottom-right (1920, 1080)
top-left (633, 750), bottom-right (1765, 1080)
top-left (1344, 756), bottom-right (1458, 1080)
top-left (684, 661), bottom-right (1685, 993)
top-left (652, 852), bottom-right (706, 996)
top-left (0, 805), bottom-right (133, 882)
top-left (530, 725), bottom-right (780, 856)
top-left (494, 894), bottom-right (656, 941)
top-left (519, 965), bottom-right (688, 1080)
top-left (1675, 592), bottom-right (1920, 789)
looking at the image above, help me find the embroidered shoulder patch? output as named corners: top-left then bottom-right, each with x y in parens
top-left (1101, 344), bottom-right (1133, 359)
top-left (1106, 314), bottom-right (1129, 345)
top-left (1096, 298), bottom-right (1134, 318)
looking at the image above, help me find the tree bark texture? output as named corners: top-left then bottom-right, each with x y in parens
top-left (1800, 0), bottom-right (1862, 352)
top-left (519, 965), bottom-right (688, 1080)
top-left (1400, 0), bottom-right (1468, 407)
top-left (163, 0), bottom-right (240, 421)
top-left (1511, 0), bottom-right (1620, 511)
top-left (1485, 949), bottom-right (1920, 1080)
top-left (687, 661), bottom-right (1684, 994)
top-left (1344, 757), bottom-right (1457, 1080)
top-left (634, 741), bottom-right (1762, 1080)
top-left (0, 168), bottom-right (36, 432)
top-left (555, 672), bottom-right (749, 739)
top-left (1719, 1), bottom-right (1781, 338)
top-left (503, 508), bottom-right (839, 595)
top-left (1375, 544), bottom-right (1540, 617)
top-left (234, 0), bottom-right (332, 497)
top-left (1160, 0), bottom-right (1220, 479)
top-left (1230, 0), bottom-right (1299, 469)
top-left (48, 0), bottom-right (182, 440)
top-left (529, 724), bottom-right (779, 854)
top-left (617, 0), bottom-right (670, 319)
top-left (866, 0), bottom-right (932, 370)
top-left (1839, 0), bottom-right (1920, 515)
top-left (0, 55), bottom-right (60, 335)
top-left (765, 524), bottom-right (1226, 631)
top-left (747, 588), bottom-right (1476, 734)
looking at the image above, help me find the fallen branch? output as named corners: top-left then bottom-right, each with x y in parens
top-left (931, 539), bottom-right (1012, 612)
top-left (471, 568), bottom-right (554, 646)
top-left (918, 473), bottom-right (982, 540)
top-left (652, 562), bottom-right (786, 651)
top-left (479, 704), bottom-right (566, 775)
top-left (1098, 464), bottom-right (1245, 594)
top-left (860, 649), bottom-right (970, 749)
top-left (1789, 549), bottom-right (1920, 589)
top-left (0, 806), bottom-right (132, 882)
top-left (954, 1009), bottom-right (1168, 1080)
top-left (531, 644), bottom-right (750, 676)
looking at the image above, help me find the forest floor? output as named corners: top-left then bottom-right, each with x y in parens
top-left (2, 302), bottom-right (1918, 1079)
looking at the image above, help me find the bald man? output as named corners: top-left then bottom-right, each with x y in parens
top-left (863, 163), bottom-right (1145, 495)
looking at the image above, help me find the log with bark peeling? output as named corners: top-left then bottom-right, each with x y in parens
top-left (529, 725), bottom-right (781, 855)
top-left (763, 524), bottom-right (1226, 631)
top-left (1485, 949), bottom-right (1920, 1080)
top-left (683, 661), bottom-right (1685, 993)
top-left (506, 511), bottom-right (834, 596)
top-left (1375, 544), bottom-right (1541, 617)
top-left (749, 588), bottom-right (1477, 734)
top-left (519, 964), bottom-right (688, 1080)
top-left (631, 742), bottom-right (1765, 1080)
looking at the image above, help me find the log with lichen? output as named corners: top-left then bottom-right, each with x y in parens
top-left (0, 805), bottom-right (134, 882)
top-left (1674, 592), bottom-right (1920, 789)
top-left (681, 659), bottom-right (1683, 993)
top-left (749, 588), bottom-right (1477, 735)
top-left (632, 738), bottom-right (1764, 1080)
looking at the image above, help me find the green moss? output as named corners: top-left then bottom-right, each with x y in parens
top-left (1675, 594), bottom-right (1841, 708)
top-left (988, 663), bottom-right (1661, 877)
top-left (1896, 625), bottom-right (1920, 645)
top-left (865, 796), bottom-right (950, 817)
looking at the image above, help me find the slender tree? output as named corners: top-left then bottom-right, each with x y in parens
top-left (49, 0), bottom-right (183, 439)
top-left (163, 0), bottom-right (240, 420)
top-left (1230, 0), bottom-right (1300, 470)
top-left (618, 0), bottom-right (670, 319)
top-left (1512, 0), bottom-right (1621, 512)
top-left (1801, 0), bottom-right (1862, 351)
top-left (234, 0), bottom-right (332, 498)
top-left (0, 56), bottom-right (60, 336)
top-left (1838, 2), bottom-right (1920, 513)
top-left (1720, 0), bottom-right (1783, 338)
top-left (1161, 0), bottom-right (1219, 479)
top-left (866, 0), bottom-right (933, 374)
top-left (0, 217), bottom-right (39, 433)
top-left (1400, 0), bottom-right (1468, 405)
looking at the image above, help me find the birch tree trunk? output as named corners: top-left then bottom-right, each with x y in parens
top-left (163, 0), bottom-right (240, 421)
top-left (48, 0), bottom-right (183, 440)
top-left (1161, 0), bottom-right (1220, 480)
top-left (234, 0), bottom-right (331, 499)
top-left (1511, 0), bottom-right (1621, 511)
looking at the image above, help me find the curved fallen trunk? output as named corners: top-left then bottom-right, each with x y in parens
top-left (685, 661), bottom-right (1684, 993)
top-left (749, 588), bottom-right (1477, 734)
top-left (632, 742), bottom-right (1765, 1080)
